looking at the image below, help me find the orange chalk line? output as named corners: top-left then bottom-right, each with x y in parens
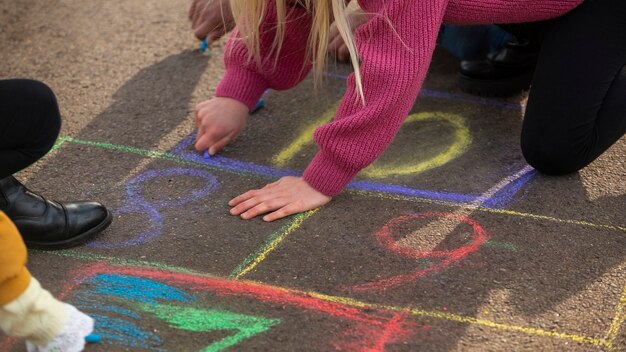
top-left (44, 250), bottom-right (610, 347)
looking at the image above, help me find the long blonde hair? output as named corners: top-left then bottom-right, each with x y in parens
top-left (229, 0), bottom-right (364, 104)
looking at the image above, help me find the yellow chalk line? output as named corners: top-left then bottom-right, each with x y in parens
top-left (605, 280), bottom-right (626, 349)
top-left (352, 190), bottom-right (626, 233)
top-left (272, 104), bottom-right (338, 167)
top-left (234, 209), bottom-right (319, 279)
top-left (308, 292), bottom-right (610, 347)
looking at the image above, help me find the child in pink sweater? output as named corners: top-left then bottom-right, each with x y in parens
top-left (193, 0), bottom-right (626, 221)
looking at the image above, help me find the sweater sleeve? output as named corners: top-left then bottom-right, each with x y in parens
top-left (0, 211), bottom-right (31, 306)
top-left (303, 0), bottom-right (450, 196)
top-left (443, 0), bottom-right (584, 25)
top-left (215, 1), bottom-right (313, 112)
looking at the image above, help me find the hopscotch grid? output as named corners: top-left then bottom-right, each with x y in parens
top-left (43, 138), bottom-right (626, 347)
top-left (22, 65), bottom-right (619, 348)
top-left (38, 250), bottom-right (612, 348)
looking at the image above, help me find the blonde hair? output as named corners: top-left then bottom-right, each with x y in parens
top-left (229, 0), bottom-right (364, 104)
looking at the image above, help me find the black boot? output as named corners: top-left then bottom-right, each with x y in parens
top-left (0, 176), bottom-right (112, 250)
top-left (458, 39), bottom-right (540, 97)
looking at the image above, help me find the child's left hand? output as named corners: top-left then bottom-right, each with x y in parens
top-left (229, 176), bottom-right (331, 221)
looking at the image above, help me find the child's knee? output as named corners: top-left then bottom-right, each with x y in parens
top-left (521, 134), bottom-right (582, 175)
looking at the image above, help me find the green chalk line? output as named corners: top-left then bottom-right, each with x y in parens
top-left (484, 241), bottom-right (518, 251)
top-left (138, 303), bottom-right (280, 352)
top-left (37, 250), bottom-right (216, 278)
top-left (49, 136), bottom-right (71, 154)
top-left (63, 137), bottom-right (268, 179)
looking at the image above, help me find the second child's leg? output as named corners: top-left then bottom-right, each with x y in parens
top-left (520, 0), bottom-right (626, 175)
top-left (0, 79), bottom-right (112, 249)
top-left (0, 79), bottom-right (61, 178)
top-left (0, 211), bottom-right (94, 351)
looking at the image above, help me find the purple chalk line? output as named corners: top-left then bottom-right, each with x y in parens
top-left (173, 135), bottom-right (477, 204)
top-left (88, 168), bottom-right (219, 248)
top-left (482, 169), bottom-right (537, 209)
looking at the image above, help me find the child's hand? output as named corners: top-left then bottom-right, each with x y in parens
top-left (194, 97), bottom-right (248, 155)
top-left (188, 0), bottom-right (235, 43)
top-left (26, 304), bottom-right (94, 352)
top-left (229, 176), bottom-right (332, 221)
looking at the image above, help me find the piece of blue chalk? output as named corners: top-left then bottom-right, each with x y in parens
top-left (252, 99), bottom-right (265, 113)
top-left (199, 38), bottom-right (208, 52)
top-left (203, 150), bottom-right (211, 159)
top-left (85, 334), bottom-right (102, 343)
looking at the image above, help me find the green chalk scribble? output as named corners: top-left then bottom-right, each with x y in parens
top-left (138, 303), bottom-right (281, 352)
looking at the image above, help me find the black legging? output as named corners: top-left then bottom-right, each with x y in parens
top-left (519, 0), bottom-right (626, 175)
top-left (0, 79), bottom-right (61, 179)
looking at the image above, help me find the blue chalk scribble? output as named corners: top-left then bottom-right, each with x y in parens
top-left (88, 274), bottom-right (195, 305)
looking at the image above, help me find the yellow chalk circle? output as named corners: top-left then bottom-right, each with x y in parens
top-left (272, 107), bottom-right (471, 178)
top-left (363, 112), bottom-right (471, 178)
top-left (272, 103), bottom-right (339, 168)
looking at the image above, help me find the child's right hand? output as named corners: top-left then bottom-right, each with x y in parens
top-left (26, 304), bottom-right (94, 352)
top-left (194, 97), bottom-right (249, 156)
top-left (188, 0), bottom-right (235, 44)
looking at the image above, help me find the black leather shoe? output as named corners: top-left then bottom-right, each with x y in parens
top-left (458, 40), bottom-right (540, 97)
top-left (0, 176), bottom-right (112, 250)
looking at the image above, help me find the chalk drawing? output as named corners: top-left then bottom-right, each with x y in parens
top-left (138, 304), bottom-right (280, 352)
top-left (362, 112), bottom-right (471, 178)
top-left (272, 103), bottom-right (339, 168)
top-left (349, 212), bottom-right (490, 292)
top-left (37, 254), bottom-right (613, 349)
top-left (272, 108), bottom-right (471, 178)
top-left (88, 168), bottom-right (219, 248)
top-left (72, 273), bottom-right (194, 350)
top-left (71, 273), bottom-right (281, 351)
top-left (65, 263), bottom-right (421, 351)
top-left (333, 313), bottom-right (423, 352)
top-left (605, 282), bottom-right (626, 350)
top-left (230, 209), bottom-right (319, 279)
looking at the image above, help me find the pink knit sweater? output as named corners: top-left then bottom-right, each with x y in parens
top-left (215, 0), bottom-right (584, 196)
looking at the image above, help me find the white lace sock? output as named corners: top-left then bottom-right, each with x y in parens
top-left (26, 304), bottom-right (94, 352)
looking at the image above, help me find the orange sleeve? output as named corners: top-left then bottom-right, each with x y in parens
top-left (0, 211), bottom-right (31, 306)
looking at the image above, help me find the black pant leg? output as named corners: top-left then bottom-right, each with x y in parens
top-left (0, 79), bottom-right (62, 178)
top-left (520, 0), bottom-right (626, 175)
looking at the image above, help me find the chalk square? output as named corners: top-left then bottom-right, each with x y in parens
top-left (23, 143), bottom-right (297, 277)
top-left (239, 193), bottom-right (626, 348)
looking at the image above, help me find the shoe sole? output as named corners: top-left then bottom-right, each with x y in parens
top-left (458, 70), bottom-right (535, 97)
top-left (24, 210), bottom-right (113, 250)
